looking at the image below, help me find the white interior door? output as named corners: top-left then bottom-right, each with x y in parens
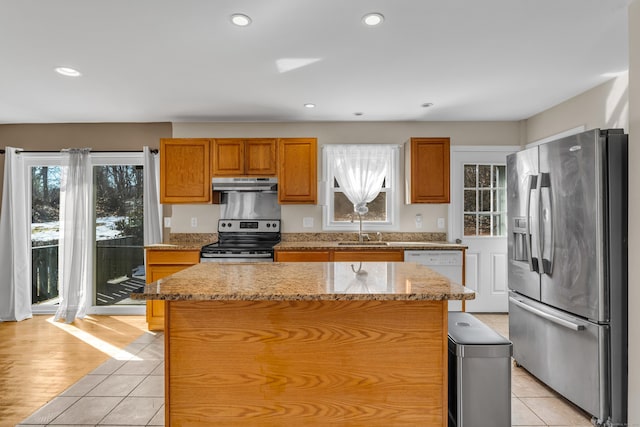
top-left (450, 146), bottom-right (519, 312)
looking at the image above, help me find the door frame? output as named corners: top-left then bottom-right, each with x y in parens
top-left (449, 145), bottom-right (520, 312)
top-left (25, 152), bottom-right (146, 316)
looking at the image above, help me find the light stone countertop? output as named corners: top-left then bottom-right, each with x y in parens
top-left (131, 262), bottom-right (475, 302)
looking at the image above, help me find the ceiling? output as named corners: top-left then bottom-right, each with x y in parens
top-left (0, 0), bottom-right (630, 124)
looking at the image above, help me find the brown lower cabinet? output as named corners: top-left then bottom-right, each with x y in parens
top-left (275, 249), bottom-right (404, 262)
top-left (145, 249), bottom-right (200, 331)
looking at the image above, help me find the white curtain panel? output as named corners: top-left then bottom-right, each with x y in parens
top-left (0, 148), bottom-right (32, 322)
top-left (143, 146), bottom-right (162, 245)
top-left (327, 144), bottom-right (392, 215)
top-left (54, 149), bottom-right (91, 323)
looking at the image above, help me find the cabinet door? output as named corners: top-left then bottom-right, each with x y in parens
top-left (145, 249), bottom-right (200, 331)
top-left (160, 138), bottom-right (211, 203)
top-left (406, 137), bottom-right (450, 203)
top-left (212, 139), bottom-right (244, 176)
top-left (245, 139), bottom-right (277, 176)
top-left (333, 250), bottom-right (404, 262)
top-left (278, 138), bottom-right (317, 204)
top-left (275, 250), bottom-right (331, 262)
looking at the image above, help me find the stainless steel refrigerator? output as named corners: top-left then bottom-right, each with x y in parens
top-left (507, 128), bottom-right (627, 427)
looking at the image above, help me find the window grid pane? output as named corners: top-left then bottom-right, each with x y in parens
top-left (463, 163), bottom-right (507, 237)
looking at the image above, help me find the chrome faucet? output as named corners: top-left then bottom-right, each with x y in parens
top-left (351, 213), bottom-right (369, 243)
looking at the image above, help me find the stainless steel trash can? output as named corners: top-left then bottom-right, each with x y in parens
top-left (448, 312), bottom-right (512, 427)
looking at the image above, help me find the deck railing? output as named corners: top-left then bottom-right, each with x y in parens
top-left (31, 236), bottom-right (144, 305)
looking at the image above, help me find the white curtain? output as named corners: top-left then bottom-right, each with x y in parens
top-left (326, 144), bottom-right (392, 215)
top-left (143, 147), bottom-right (162, 245)
top-left (0, 148), bottom-right (32, 322)
top-left (54, 149), bottom-right (91, 323)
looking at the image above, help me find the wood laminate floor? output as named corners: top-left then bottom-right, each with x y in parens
top-left (4, 314), bottom-right (593, 427)
top-left (0, 315), bottom-right (148, 427)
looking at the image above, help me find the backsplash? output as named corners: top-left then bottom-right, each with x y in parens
top-left (168, 232), bottom-right (448, 244)
top-left (168, 233), bottom-right (217, 245)
top-left (281, 232), bottom-right (448, 242)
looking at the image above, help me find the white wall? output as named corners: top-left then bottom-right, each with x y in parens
top-left (627, 1), bottom-right (639, 424)
top-left (168, 121), bottom-right (520, 234)
top-left (525, 73), bottom-right (629, 143)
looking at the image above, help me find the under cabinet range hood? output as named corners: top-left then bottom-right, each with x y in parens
top-left (212, 177), bottom-right (277, 192)
top-left (213, 177), bottom-right (281, 219)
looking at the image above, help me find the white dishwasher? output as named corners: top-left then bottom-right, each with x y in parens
top-left (404, 250), bottom-right (464, 311)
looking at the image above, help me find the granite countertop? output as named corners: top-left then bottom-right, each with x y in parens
top-left (145, 243), bottom-right (207, 251)
top-left (274, 241), bottom-right (467, 251)
top-left (131, 262), bottom-right (475, 302)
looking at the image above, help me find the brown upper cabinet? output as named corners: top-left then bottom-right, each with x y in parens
top-left (277, 138), bottom-right (318, 204)
top-left (160, 138), bottom-right (211, 203)
top-left (212, 138), bottom-right (277, 176)
top-left (405, 137), bottom-right (450, 204)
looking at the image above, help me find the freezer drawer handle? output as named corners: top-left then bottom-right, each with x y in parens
top-left (511, 298), bottom-right (585, 331)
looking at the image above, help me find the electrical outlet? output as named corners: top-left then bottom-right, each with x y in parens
top-left (415, 213), bottom-right (423, 229)
top-left (191, 217), bottom-right (198, 228)
top-left (303, 217), bottom-right (314, 228)
top-left (437, 217), bottom-right (445, 229)
top-left (164, 217), bottom-right (171, 228)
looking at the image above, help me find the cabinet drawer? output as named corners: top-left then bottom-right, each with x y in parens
top-left (275, 251), bottom-right (331, 262)
top-left (333, 250), bottom-right (404, 262)
top-left (147, 250), bottom-right (200, 265)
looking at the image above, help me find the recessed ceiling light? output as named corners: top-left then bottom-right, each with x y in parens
top-left (421, 102), bottom-right (434, 108)
top-left (362, 13), bottom-right (384, 26)
top-left (230, 13), bottom-right (252, 27)
top-left (54, 67), bottom-right (81, 77)
top-left (304, 103), bottom-right (316, 109)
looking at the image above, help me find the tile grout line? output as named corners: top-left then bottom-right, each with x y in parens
top-left (43, 332), bottom-right (161, 426)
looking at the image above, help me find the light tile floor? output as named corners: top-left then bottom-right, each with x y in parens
top-left (18, 314), bottom-right (592, 426)
top-left (18, 331), bottom-right (165, 427)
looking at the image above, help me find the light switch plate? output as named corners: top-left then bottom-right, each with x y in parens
top-left (437, 217), bottom-right (445, 229)
top-left (415, 213), bottom-right (423, 229)
top-left (303, 217), bottom-right (314, 228)
top-left (164, 217), bottom-right (171, 228)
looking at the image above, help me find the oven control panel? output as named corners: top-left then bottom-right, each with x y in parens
top-left (218, 219), bottom-right (280, 233)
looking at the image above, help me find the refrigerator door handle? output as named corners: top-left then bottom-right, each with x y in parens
top-left (525, 174), bottom-right (539, 272)
top-left (539, 173), bottom-right (554, 275)
top-left (510, 297), bottom-right (586, 331)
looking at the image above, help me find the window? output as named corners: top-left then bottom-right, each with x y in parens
top-left (322, 145), bottom-right (399, 231)
top-left (463, 164), bottom-right (506, 236)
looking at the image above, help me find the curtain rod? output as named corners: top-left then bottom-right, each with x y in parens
top-left (0, 149), bottom-right (158, 155)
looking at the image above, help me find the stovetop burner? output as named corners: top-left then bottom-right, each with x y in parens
top-left (200, 219), bottom-right (281, 260)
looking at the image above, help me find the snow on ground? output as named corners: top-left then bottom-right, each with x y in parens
top-left (31, 216), bottom-right (127, 242)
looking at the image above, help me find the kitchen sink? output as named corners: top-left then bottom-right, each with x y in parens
top-left (337, 242), bottom-right (389, 246)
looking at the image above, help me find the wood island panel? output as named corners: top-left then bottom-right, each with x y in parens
top-left (165, 299), bottom-right (448, 426)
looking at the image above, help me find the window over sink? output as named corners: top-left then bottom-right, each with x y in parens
top-left (322, 144), bottom-right (399, 231)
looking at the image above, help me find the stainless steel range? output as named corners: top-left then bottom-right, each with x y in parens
top-left (200, 219), bottom-right (281, 263)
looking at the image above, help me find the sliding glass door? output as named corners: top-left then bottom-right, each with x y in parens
top-left (31, 162), bottom-right (62, 306)
top-left (26, 152), bottom-right (146, 314)
top-left (92, 160), bottom-right (145, 307)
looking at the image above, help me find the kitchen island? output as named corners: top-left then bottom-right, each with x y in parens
top-left (132, 261), bottom-right (474, 427)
